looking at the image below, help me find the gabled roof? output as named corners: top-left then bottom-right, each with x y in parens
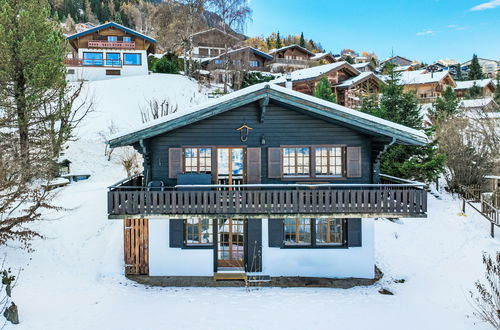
top-left (268, 44), bottom-right (315, 57)
top-left (190, 28), bottom-right (241, 41)
top-left (108, 83), bottom-right (428, 148)
top-left (459, 97), bottom-right (498, 109)
top-left (270, 62), bottom-right (359, 84)
top-left (311, 52), bottom-right (336, 62)
top-left (202, 46), bottom-right (273, 62)
top-left (381, 55), bottom-right (413, 64)
top-left (352, 62), bottom-right (376, 71)
top-left (66, 21), bottom-right (157, 43)
top-left (455, 79), bottom-right (495, 90)
top-left (336, 72), bottom-right (384, 89)
top-left (398, 70), bottom-right (456, 86)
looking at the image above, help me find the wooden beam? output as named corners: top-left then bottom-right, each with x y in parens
top-left (259, 96), bottom-right (269, 123)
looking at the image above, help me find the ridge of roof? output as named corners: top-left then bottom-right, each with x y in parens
top-left (268, 44), bottom-right (315, 56)
top-left (270, 61), bottom-right (358, 84)
top-left (66, 21), bottom-right (156, 43)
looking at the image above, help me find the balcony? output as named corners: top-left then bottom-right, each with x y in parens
top-left (107, 174), bottom-right (427, 219)
top-left (88, 40), bottom-right (135, 49)
top-left (64, 58), bottom-right (122, 68)
top-left (269, 58), bottom-right (311, 66)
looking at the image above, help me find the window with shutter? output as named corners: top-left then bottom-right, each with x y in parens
top-left (346, 147), bottom-right (362, 178)
top-left (246, 148), bottom-right (261, 184)
top-left (267, 148), bottom-right (282, 178)
top-left (168, 148), bottom-right (183, 179)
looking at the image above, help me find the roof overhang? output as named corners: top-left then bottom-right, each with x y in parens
top-left (66, 21), bottom-right (157, 44)
top-left (108, 84), bottom-right (428, 148)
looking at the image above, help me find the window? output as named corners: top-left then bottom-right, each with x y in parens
top-left (249, 61), bottom-right (260, 67)
top-left (105, 69), bottom-right (121, 76)
top-left (106, 53), bottom-right (120, 66)
top-left (107, 36), bottom-right (118, 42)
top-left (232, 60), bottom-right (241, 65)
top-left (184, 147), bottom-right (212, 173)
top-left (315, 147), bottom-right (343, 176)
top-left (316, 219), bottom-right (344, 245)
top-left (283, 147), bottom-right (310, 177)
top-left (123, 36), bottom-right (132, 43)
top-left (83, 52), bottom-right (103, 66)
top-left (284, 218), bottom-right (311, 245)
top-left (123, 53), bottom-right (141, 65)
top-left (214, 59), bottom-right (226, 65)
top-left (185, 218), bottom-right (213, 245)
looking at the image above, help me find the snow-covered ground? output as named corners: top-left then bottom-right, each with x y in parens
top-left (2, 74), bottom-right (499, 330)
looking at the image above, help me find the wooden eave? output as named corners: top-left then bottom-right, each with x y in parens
top-left (335, 73), bottom-right (384, 90)
top-left (108, 85), bottom-right (428, 148)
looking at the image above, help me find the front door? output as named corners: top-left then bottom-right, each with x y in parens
top-left (217, 148), bottom-right (244, 189)
top-left (217, 218), bottom-right (245, 268)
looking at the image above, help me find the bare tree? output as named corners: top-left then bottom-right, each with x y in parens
top-left (206, 0), bottom-right (252, 92)
top-left (116, 147), bottom-right (143, 177)
top-left (97, 121), bottom-right (119, 161)
top-left (139, 98), bottom-right (179, 123)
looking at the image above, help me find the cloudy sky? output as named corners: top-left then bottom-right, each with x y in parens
top-left (246, 0), bottom-right (500, 63)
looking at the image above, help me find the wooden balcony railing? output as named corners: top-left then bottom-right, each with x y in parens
top-left (88, 40), bottom-right (135, 49)
top-left (64, 58), bottom-right (122, 68)
top-left (107, 175), bottom-right (427, 218)
top-left (269, 58), bottom-right (311, 66)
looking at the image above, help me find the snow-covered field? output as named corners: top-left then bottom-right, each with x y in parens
top-left (2, 74), bottom-right (499, 330)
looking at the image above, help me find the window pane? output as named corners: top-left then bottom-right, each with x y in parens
top-left (186, 218), bottom-right (213, 245)
top-left (123, 36), bottom-right (132, 42)
top-left (283, 147), bottom-right (310, 177)
top-left (106, 53), bottom-right (120, 66)
top-left (316, 219), bottom-right (343, 244)
top-left (124, 53), bottom-right (141, 65)
top-left (83, 52), bottom-right (103, 66)
top-left (108, 36), bottom-right (117, 42)
top-left (284, 218), bottom-right (311, 245)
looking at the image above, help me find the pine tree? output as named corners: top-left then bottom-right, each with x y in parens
top-left (276, 31), bottom-right (282, 49)
top-left (114, 11), bottom-right (123, 24)
top-left (344, 55), bottom-right (354, 64)
top-left (299, 32), bottom-right (305, 48)
top-left (360, 67), bottom-right (445, 182)
top-left (455, 64), bottom-right (463, 81)
top-left (84, 0), bottom-right (98, 24)
top-left (465, 82), bottom-right (483, 99)
top-left (468, 54), bottom-right (484, 80)
top-left (313, 77), bottom-right (336, 103)
top-left (428, 86), bottom-right (459, 125)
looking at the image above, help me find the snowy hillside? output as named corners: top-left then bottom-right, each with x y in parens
top-left (2, 73), bottom-right (499, 330)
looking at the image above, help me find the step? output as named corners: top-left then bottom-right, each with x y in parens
top-left (213, 272), bottom-right (247, 281)
top-left (247, 274), bottom-right (271, 283)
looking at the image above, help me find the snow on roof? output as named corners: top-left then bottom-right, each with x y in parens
top-left (268, 44), bottom-right (315, 56)
top-left (399, 70), bottom-right (451, 85)
top-left (67, 21), bottom-right (156, 43)
top-left (311, 52), bottom-right (333, 60)
top-left (436, 59), bottom-right (458, 66)
top-left (393, 65), bottom-right (414, 72)
top-left (353, 62), bottom-right (372, 69)
top-left (459, 97), bottom-right (497, 108)
top-left (336, 72), bottom-right (379, 88)
top-left (270, 62), bottom-right (356, 84)
top-left (109, 82), bottom-right (428, 146)
top-left (455, 79), bottom-right (493, 90)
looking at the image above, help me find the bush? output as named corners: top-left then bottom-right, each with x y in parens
top-left (241, 72), bottom-right (274, 88)
top-left (152, 54), bottom-right (180, 74)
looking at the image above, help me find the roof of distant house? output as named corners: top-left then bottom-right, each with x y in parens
top-left (381, 55), bottom-right (413, 64)
top-left (398, 70), bottom-right (455, 86)
top-left (190, 27), bottom-right (241, 40)
top-left (455, 79), bottom-right (494, 90)
top-left (270, 62), bottom-right (358, 84)
top-left (66, 21), bottom-right (157, 43)
top-left (108, 83), bottom-right (428, 148)
top-left (352, 62), bottom-right (375, 70)
top-left (268, 44), bottom-right (315, 56)
top-left (311, 52), bottom-right (335, 61)
top-left (201, 46), bottom-right (273, 62)
top-left (459, 97), bottom-right (498, 109)
top-left (336, 72), bottom-right (384, 88)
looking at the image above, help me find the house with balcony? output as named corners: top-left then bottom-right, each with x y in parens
top-left (267, 44), bottom-right (315, 73)
top-left (106, 83), bottom-right (428, 281)
top-left (270, 62), bottom-right (384, 108)
top-left (190, 28), bottom-right (242, 59)
top-left (455, 79), bottom-right (496, 99)
top-left (65, 21), bottom-right (156, 81)
top-left (398, 70), bottom-right (456, 104)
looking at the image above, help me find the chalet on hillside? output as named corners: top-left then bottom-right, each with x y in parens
top-left (381, 55), bottom-right (413, 67)
top-left (271, 62), bottom-right (384, 108)
top-left (106, 83), bottom-right (428, 280)
top-left (311, 53), bottom-right (336, 64)
top-left (459, 98), bottom-right (499, 113)
top-left (200, 46), bottom-right (273, 88)
top-left (65, 22), bottom-right (156, 81)
top-left (353, 62), bottom-right (377, 73)
top-left (190, 28), bottom-right (242, 58)
top-left (455, 79), bottom-right (496, 98)
top-left (398, 70), bottom-right (456, 103)
top-left (267, 44), bottom-right (316, 72)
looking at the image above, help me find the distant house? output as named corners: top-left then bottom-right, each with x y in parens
top-left (106, 83), bottom-right (428, 280)
top-left (65, 22), bottom-right (156, 81)
top-left (201, 46), bottom-right (273, 88)
top-left (398, 70), bottom-right (456, 103)
top-left (461, 57), bottom-right (499, 78)
top-left (352, 62), bottom-right (377, 73)
top-left (190, 28), bottom-right (242, 59)
top-left (267, 44), bottom-right (316, 72)
top-left (458, 97), bottom-right (499, 113)
top-left (455, 79), bottom-right (496, 98)
top-left (381, 55), bottom-right (413, 67)
top-left (271, 62), bottom-right (384, 108)
top-left (311, 52), bottom-right (336, 64)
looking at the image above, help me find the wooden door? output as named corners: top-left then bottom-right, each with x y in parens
top-left (217, 218), bottom-right (245, 268)
top-left (217, 148), bottom-right (244, 190)
top-left (124, 218), bottom-right (149, 275)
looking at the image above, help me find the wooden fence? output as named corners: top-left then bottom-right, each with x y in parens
top-left (124, 219), bottom-right (149, 275)
top-left (459, 185), bottom-right (500, 238)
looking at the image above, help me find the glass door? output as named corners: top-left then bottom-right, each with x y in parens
top-left (217, 218), bottom-right (245, 269)
top-left (217, 148), bottom-right (244, 190)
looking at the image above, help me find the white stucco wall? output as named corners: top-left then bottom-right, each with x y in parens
top-left (66, 49), bottom-right (148, 81)
top-left (261, 218), bottom-right (375, 279)
top-left (148, 220), bottom-right (214, 276)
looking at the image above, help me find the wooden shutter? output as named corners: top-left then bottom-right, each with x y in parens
top-left (346, 146), bottom-right (362, 178)
top-left (246, 148), bottom-right (261, 184)
top-left (347, 218), bottom-right (362, 247)
top-left (268, 218), bottom-right (284, 247)
top-left (169, 219), bottom-right (184, 247)
top-left (267, 148), bottom-right (282, 179)
top-left (124, 218), bottom-right (149, 275)
top-left (168, 148), bottom-right (183, 179)
top-left (246, 219), bottom-right (262, 272)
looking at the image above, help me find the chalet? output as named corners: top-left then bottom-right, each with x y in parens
top-left (459, 98), bottom-right (499, 113)
top-left (106, 83), bottom-right (428, 281)
top-left (200, 46), bottom-right (273, 88)
top-left (380, 55), bottom-right (413, 67)
top-left (271, 62), bottom-right (384, 108)
top-left (455, 79), bottom-right (496, 98)
top-left (461, 57), bottom-right (499, 78)
top-left (352, 62), bottom-right (377, 73)
top-left (190, 28), bottom-right (242, 59)
top-left (311, 52), bottom-right (336, 65)
top-left (398, 70), bottom-right (456, 103)
top-left (267, 44), bottom-right (315, 72)
top-left (65, 22), bottom-right (156, 81)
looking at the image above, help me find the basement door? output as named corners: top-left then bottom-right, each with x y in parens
top-left (217, 218), bottom-right (245, 269)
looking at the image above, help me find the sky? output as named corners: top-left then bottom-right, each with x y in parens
top-left (245, 0), bottom-right (500, 63)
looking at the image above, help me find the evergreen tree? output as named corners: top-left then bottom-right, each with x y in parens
top-left (468, 54), bottom-right (484, 80)
top-left (360, 67), bottom-right (445, 182)
top-left (299, 32), bottom-right (305, 48)
top-left (84, 0), bottom-right (98, 24)
top-left (494, 76), bottom-right (500, 105)
top-left (344, 55), bottom-right (354, 64)
top-left (241, 72), bottom-right (273, 88)
top-left (455, 64), bottom-right (463, 81)
top-left (114, 11), bottom-right (123, 24)
top-left (276, 31), bottom-right (282, 49)
top-left (313, 77), bottom-right (336, 103)
top-left (428, 86), bottom-right (459, 125)
top-left (465, 82), bottom-right (483, 99)
top-left (152, 55), bottom-right (179, 74)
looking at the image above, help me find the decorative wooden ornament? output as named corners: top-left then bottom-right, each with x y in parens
top-left (236, 123), bottom-right (253, 142)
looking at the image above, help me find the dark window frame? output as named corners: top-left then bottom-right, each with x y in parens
top-left (183, 218), bottom-right (214, 249)
top-left (83, 51), bottom-right (104, 66)
top-left (183, 147), bottom-right (212, 174)
top-left (281, 218), bottom-right (347, 249)
top-left (123, 52), bottom-right (142, 66)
